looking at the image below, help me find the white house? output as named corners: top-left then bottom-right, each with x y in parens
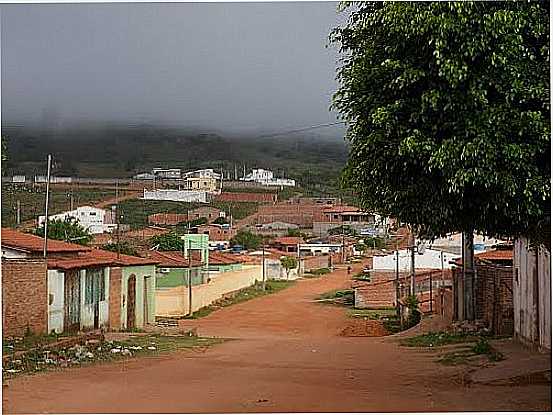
top-left (38, 206), bottom-right (117, 235)
top-left (241, 169), bottom-right (296, 187)
top-left (143, 189), bottom-right (208, 203)
top-left (183, 168), bottom-right (222, 180)
top-left (372, 248), bottom-right (458, 272)
top-left (299, 243), bottom-right (342, 256)
top-left (152, 168), bottom-right (181, 179)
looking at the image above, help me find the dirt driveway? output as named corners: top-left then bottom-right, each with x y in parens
top-left (3, 262), bottom-right (551, 413)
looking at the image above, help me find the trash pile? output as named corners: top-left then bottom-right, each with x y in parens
top-left (3, 336), bottom-right (159, 378)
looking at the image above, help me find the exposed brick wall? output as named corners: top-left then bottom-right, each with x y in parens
top-left (109, 267), bottom-right (122, 331)
top-left (215, 192), bottom-right (277, 203)
top-left (476, 264), bottom-right (513, 336)
top-left (434, 287), bottom-right (454, 322)
top-left (2, 259), bottom-right (48, 337)
top-left (148, 213), bottom-right (188, 226)
top-left (452, 264), bottom-right (513, 336)
top-left (354, 273), bottom-right (398, 309)
top-left (303, 255), bottom-right (331, 272)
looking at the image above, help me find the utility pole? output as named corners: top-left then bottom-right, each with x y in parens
top-left (69, 189), bottom-right (74, 211)
top-left (261, 239), bottom-right (266, 291)
top-left (116, 180), bottom-right (121, 260)
top-left (440, 250), bottom-right (445, 288)
top-left (296, 242), bottom-right (301, 279)
top-left (410, 229), bottom-right (416, 296)
top-left (16, 200), bottom-right (20, 226)
top-left (395, 241), bottom-right (400, 318)
top-left (341, 223), bottom-right (346, 264)
top-left (187, 238), bottom-right (193, 316)
top-left (462, 230), bottom-right (475, 321)
top-left (42, 154), bottom-right (52, 258)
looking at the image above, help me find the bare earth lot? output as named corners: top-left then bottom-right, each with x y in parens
top-left (3, 262), bottom-right (551, 413)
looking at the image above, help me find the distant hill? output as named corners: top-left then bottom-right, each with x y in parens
top-left (3, 124), bottom-right (349, 193)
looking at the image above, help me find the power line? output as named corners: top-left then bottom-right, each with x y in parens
top-left (256, 121), bottom-right (345, 139)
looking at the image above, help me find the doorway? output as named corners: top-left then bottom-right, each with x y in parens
top-left (127, 275), bottom-right (136, 329)
top-left (64, 270), bottom-right (81, 332)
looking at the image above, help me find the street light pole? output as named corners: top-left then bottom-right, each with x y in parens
top-left (262, 239), bottom-right (266, 291)
top-left (42, 154), bottom-right (52, 258)
top-left (188, 238), bottom-right (193, 316)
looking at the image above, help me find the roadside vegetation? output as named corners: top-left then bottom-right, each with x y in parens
top-left (186, 280), bottom-right (295, 319)
top-left (401, 331), bottom-right (504, 366)
top-left (3, 332), bottom-right (222, 379)
top-left (117, 198), bottom-right (258, 230)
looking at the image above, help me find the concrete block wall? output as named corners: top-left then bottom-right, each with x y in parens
top-left (156, 265), bottom-right (262, 317)
top-left (2, 259), bottom-right (48, 337)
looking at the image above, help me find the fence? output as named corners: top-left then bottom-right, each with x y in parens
top-left (513, 237), bottom-right (551, 350)
top-left (452, 263), bottom-right (514, 336)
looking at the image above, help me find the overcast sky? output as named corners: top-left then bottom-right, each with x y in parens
top-left (1, 2), bottom-right (345, 136)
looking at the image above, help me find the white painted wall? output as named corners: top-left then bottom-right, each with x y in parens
top-left (38, 205), bottom-right (114, 234)
top-left (1, 247), bottom-right (28, 259)
top-left (47, 270), bottom-right (64, 334)
top-left (372, 249), bottom-right (458, 272)
top-left (143, 189), bottom-right (208, 203)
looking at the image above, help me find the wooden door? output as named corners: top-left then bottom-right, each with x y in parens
top-left (64, 270), bottom-right (81, 332)
top-left (127, 275), bottom-right (136, 329)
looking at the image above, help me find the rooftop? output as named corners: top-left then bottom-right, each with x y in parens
top-left (141, 250), bottom-right (204, 268)
top-left (2, 228), bottom-right (90, 254)
top-left (273, 236), bottom-right (304, 246)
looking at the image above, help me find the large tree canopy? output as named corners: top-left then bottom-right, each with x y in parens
top-left (332, 1), bottom-right (550, 243)
top-left (35, 218), bottom-right (93, 246)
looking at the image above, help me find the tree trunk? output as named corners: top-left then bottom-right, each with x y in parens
top-left (462, 230), bottom-right (475, 321)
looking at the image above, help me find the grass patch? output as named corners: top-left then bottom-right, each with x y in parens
top-left (3, 332), bottom-right (61, 354)
top-left (3, 334), bottom-right (222, 379)
top-left (1, 184), bottom-right (117, 227)
top-left (347, 308), bottom-right (396, 320)
top-left (185, 280), bottom-right (295, 319)
top-left (352, 271), bottom-right (371, 281)
top-left (310, 267), bottom-right (331, 275)
top-left (400, 331), bottom-right (477, 347)
top-left (118, 198), bottom-right (259, 229)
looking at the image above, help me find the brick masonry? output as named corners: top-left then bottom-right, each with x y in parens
top-left (109, 267), bottom-right (122, 331)
top-left (2, 259), bottom-right (48, 337)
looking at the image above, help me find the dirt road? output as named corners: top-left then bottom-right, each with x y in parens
top-left (3, 263), bottom-right (550, 413)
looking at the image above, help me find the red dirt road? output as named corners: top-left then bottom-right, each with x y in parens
top-left (3, 263), bottom-right (551, 413)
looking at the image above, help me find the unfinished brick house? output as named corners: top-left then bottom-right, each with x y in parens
top-left (2, 228), bottom-right (158, 335)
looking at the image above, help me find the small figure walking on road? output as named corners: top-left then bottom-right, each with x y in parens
top-left (347, 266), bottom-right (352, 275)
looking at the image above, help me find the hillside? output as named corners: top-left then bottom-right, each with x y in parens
top-left (3, 124), bottom-right (348, 192)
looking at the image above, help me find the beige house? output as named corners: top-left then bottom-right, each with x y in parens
top-left (185, 177), bottom-right (218, 193)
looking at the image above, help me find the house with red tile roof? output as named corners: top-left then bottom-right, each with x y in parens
top-left (272, 236), bottom-right (304, 253)
top-left (1, 228), bottom-right (160, 334)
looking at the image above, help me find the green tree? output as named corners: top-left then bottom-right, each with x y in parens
top-left (34, 218), bottom-right (92, 245)
top-left (1, 135), bottom-right (8, 173)
top-left (212, 216), bottom-right (229, 225)
top-left (280, 256), bottom-right (298, 280)
top-left (230, 230), bottom-right (262, 250)
top-left (331, 2), bottom-right (550, 246)
top-left (102, 241), bottom-right (138, 256)
top-left (149, 232), bottom-right (184, 251)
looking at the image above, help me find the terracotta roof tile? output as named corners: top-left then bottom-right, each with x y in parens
top-left (2, 228), bottom-right (90, 254)
top-left (141, 250), bottom-right (203, 268)
top-left (273, 236), bottom-right (304, 245)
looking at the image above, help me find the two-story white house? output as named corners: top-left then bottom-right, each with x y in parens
top-left (38, 206), bottom-right (117, 235)
top-left (241, 169), bottom-right (296, 187)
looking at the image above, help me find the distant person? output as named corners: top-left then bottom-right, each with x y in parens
top-left (347, 266), bottom-right (352, 275)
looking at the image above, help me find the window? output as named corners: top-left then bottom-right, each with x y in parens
top-left (89, 212), bottom-right (97, 216)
